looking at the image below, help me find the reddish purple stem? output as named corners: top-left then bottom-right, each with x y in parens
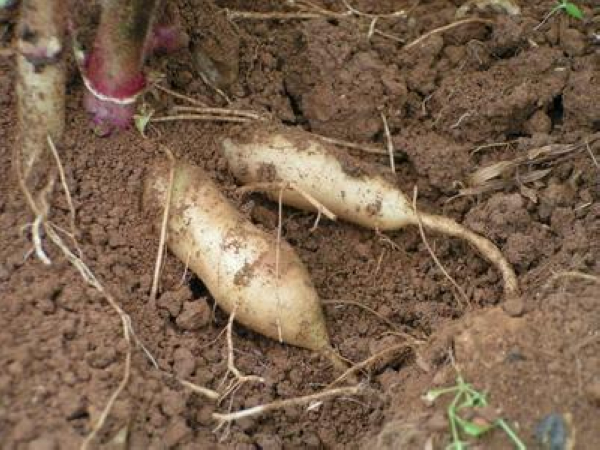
top-left (82, 1), bottom-right (187, 135)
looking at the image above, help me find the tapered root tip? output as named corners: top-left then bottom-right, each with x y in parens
top-left (416, 212), bottom-right (520, 302)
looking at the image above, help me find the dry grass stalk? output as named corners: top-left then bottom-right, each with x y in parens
top-left (238, 181), bottom-right (337, 222)
top-left (322, 299), bottom-right (400, 331)
top-left (225, 0), bottom-right (406, 44)
top-left (374, 28), bottom-right (405, 43)
top-left (213, 385), bottom-right (364, 424)
top-left (468, 160), bottom-right (517, 186)
top-left (340, 0), bottom-right (406, 18)
top-left (172, 105), bottom-right (264, 121)
top-left (158, 85), bottom-right (391, 156)
top-left (585, 140), bottom-right (599, 170)
top-left (177, 379), bottom-right (220, 400)
top-left (218, 304), bottom-right (265, 402)
top-left (381, 113), bottom-right (395, 173)
top-left (404, 18), bottom-right (494, 51)
top-left (462, 136), bottom-right (600, 196)
top-left (149, 146), bottom-right (175, 304)
top-left (471, 140), bottom-right (518, 155)
top-left (150, 114), bottom-right (251, 124)
top-left (154, 83), bottom-right (209, 107)
top-left (550, 271), bottom-right (600, 284)
top-left (47, 136), bottom-right (76, 235)
top-left (275, 187), bottom-right (284, 341)
top-left (458, 170), bottom-right (551, 197)
top-left (328, 343), bottom-right (415, 388)
top-left (227, 10), bottom-right (323, 20)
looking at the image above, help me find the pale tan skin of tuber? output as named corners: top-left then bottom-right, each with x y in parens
top-left (144, 161), bottom-right (347, 371)
top-left (222, 128), bottom-right (520, 301)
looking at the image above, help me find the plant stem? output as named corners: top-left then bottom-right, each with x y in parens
top-left (533, 4), bottom-right (562, 31)
top-left (90, 0), bottom-right (158, 97)
top-left (497, 419), bottom-right (527, 450)
top-left (448, 390), bottom-right (464, 447)
top-left (83, 0), bottom-right (160, 131)
top-left (16, 0), bottom-right (65, 180)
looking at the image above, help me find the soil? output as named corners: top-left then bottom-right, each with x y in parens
top-left (1, 1), bottom-right (599, 449)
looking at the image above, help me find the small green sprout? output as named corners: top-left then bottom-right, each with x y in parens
top-left (535, 1), bottom-right (584, 30)
top-left (554, 0), bottom-right (584, 19)
top-left (134, 104), bottom-right (154, 138)
top-left (425, 375), bottom-right (526, 450)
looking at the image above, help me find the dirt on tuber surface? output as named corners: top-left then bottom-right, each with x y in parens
top-left (1, 0), bottom-right (599, 448)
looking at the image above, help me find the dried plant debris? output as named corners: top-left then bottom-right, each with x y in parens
top-left (456, 0), bottom-right (521, 18)
top-left (460, 135), bottom-right (599, 197)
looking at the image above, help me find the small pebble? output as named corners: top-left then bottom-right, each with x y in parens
top-left (176, 300), bottom-right (211, 331)
top-left (173, 347), bottom-right (195, 379)
top-left (86, 346), bottom-right (117, 369)
top-left (162, 419), bottom-right (191, 447)
top-left (426, 411), bottom-right (448, 433)
top-left (255, 434), bottom-right (283, 450)
top-left (108, 231), bottom-right (127, 248)
top-left (61, 319), bottom-right (78, 340)
top-left (503, 296), bottom-right (525, 317)
top-left (36, 298), bottom-right (56, 314)
top-left (355, 242), bottom-right (371, 260)
top-left (157, 287), bottom-right (190, 317)
top-left (160, 388), bottom-right (187, 417)
top-left (196, 404), bottom-right (214, 426)
top-left (303, 431), bottom-right (321, 448)
top-left (524, 110), bottom-right (552, 135)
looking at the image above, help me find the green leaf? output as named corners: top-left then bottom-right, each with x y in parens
top-left (564, 2), bottom-right (584, 19)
